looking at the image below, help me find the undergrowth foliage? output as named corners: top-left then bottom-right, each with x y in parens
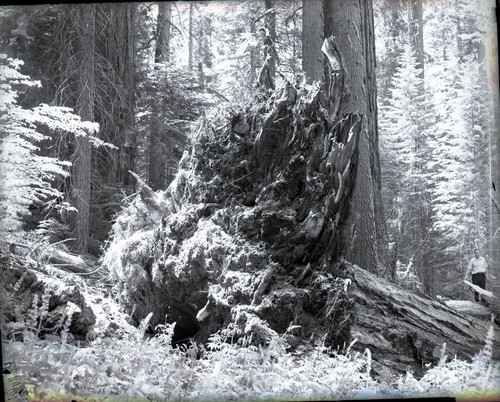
top-left (395, 321), bottom-right (499, 396)
top-left (4, 313), bottom-right (376, 401)
top-left (3, 213), bottom-right (499, 400)
top-left (0, 54), bottom-right (105, 233)
top-left (4, 309), bottom-right (499, 400)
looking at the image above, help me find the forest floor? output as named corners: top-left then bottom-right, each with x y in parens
top-left (2, 232), bottom-right (500, 402)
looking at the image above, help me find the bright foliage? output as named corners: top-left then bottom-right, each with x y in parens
top-left (0, 55), bottom-right (100, 232)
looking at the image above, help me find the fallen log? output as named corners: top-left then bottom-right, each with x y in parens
top-left (444, 300), bottom-right (491, 320)
top-left (345, 263), bottom-right (500, 380)
top-left (464, 280), bottom-right (500, 319)
top-left (464, 279), bottom-right (495, 299)
top-left (46, 247), bottom-right (88, 274)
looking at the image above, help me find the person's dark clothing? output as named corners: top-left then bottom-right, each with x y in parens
top-left (471, 272), bottom-right (486, 302)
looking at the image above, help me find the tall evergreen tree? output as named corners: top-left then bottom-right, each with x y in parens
top-left (155, 1), bottom-right (172, 64)
top-left (327, 0), bottom-right (386, 274)
top-left (69, 4), bottom-right (96, 253)
top-left (302, 0), bottom-right (324, 83)
top-left (379, 41), bottom-right (428, 283)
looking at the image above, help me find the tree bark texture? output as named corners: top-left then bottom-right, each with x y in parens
top-left (119, 4), bottom-right (137, 188)
top-left (155, 1), bottom-right (172, 64)
top-left (105, 3), bottom-right (137, 188)
top-left (302, 0), bottom-right (324, 83)
top-left (148, 105), bottom-right (167, 191)
top-left (346, 262), bottom-right (499, 379)
top-left (495, 0), bottom-right (500, 274)
top-left (328, 0), bottom-right (381, 274)
top-left (365, 0), bottom-right (388, 270)
top-left (71, 4), bottom-right (95, 253)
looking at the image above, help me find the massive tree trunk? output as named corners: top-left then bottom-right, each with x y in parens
top-left (365, 0), bottom-right (388, 271)
top-left (70, 4), bottom-right (96, 253)
top-left (491, 83), bottom-right (500, 292)
top-left (491, 92), bottom-right (500, 292)
top-left (107, 3), bottom-right (137, 188)
top-left (327, 0), bottom-right (382, 274)
top-left (80, 3), bottom-right (137, 243)
top-left (347, 262), bottom-right (499, 379)
top-left (302, 0), bottom-right (324, 83)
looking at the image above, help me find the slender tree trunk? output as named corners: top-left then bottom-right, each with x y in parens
top-left (408, 0), bottom-right (424, 77)
top-left (302, 0), bottom-right (324, 83)
top-left (197, 16), bottom-right (205, 90)
top-left (118, 4), bottom-right (137, 188)
top-left (491, 99), bottom-right (500, 286)
top-left (148, 1), bottom-right (171, 191)
top-left (380, 2), bottom-right (405, 99)
top-left (125, 4), bottom-right (137, 188)
top-left (327, 0), bottom-right (381, 274)
top-left (188, 2), bottom-right (194, 70)
top-left (378, 0), bottom-right (406, 279)
top-left (292, 8), bottom-right (298, 77)
top-left (408, 0), bottom-right (433, 292)
top-left (486, 24), bottom-right (500, 287)
top-left (155, 1), bottom-right (171, 64)
top-left (250, 18), bottom-right (257, 85)
top-left (148, 111), bottom-right (165, 191)
top-left (71, 4), bottom-right (95, 253)
top-left (265, 0), bottom-right (276, 81)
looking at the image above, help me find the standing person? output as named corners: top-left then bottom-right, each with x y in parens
top-left (465, 248), bottom-right (488, 302)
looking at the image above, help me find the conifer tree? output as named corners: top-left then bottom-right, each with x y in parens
top-left (0, 55), bottom-right (99, 233)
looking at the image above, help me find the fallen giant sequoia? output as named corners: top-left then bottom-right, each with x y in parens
top-left (103, 39), bottom-right (498, 378)
top-left (347, 263), bottom-right (498, 378)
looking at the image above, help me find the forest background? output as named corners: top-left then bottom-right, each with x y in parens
top-left (1, 0), bottom-right (500, 400)
top-left (1, 0), bottom-right (499, 296)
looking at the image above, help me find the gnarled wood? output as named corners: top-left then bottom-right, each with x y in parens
top-left (105, 28), bottom-right (498, 384)
top-left (345, 263), bottom-right (499, 379)
top-left (129, 170), bottom-right (164, 213)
